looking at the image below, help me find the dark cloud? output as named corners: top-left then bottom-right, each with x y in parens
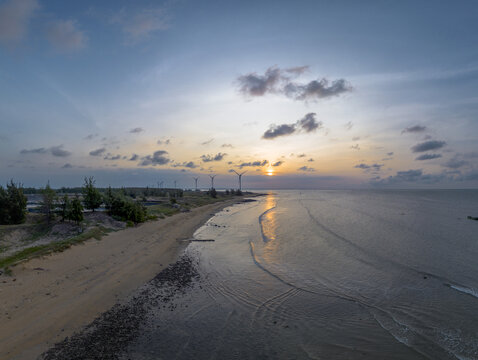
top-left (298, 166), bottom-right (315, 172)
top-left (157, 138), bottom-right (171, 145)
top-left (442, 156), bottom-right (468, 169)
top-left (402, 125), bottom-right (427, 134)
top-left (129, 154), bottom-right (139, 161)
top-left (297, 113), bottom-right (322, 132)
top-left (239, 160), bottom-right (268, 168)
top-left (104, 154), bottom-right (121, 160)
top-left (139, 150), bottom-right (170, 166)
top-left (415, 153), bottom-right (442, 161)
top-left (201, 138), bottom-right (214, 146)
top-left (84, 133), bottom-right (98, 140)
top-left (237, 67), bottom-right (282, 96)
top-left (272, 161), bottom-right (283, 167)
top-left (130, 127), bottom-right (144, 133)
top-left (237, 66), bottom-right (352, 102)
top-left (221, 144), bottom-right (233, 148)
top-left (262, 113), bottom-right (322, 140)
top-left (89, 147), bottom-right (106, 156)
top-left (62, 163), bottom-right (73, 168)
top-left (411, 140), bottom-right (446, 153)
top-left (183, 161), bottom-right (198, 168)
top-left (372, 169), bottom-right (454, 185)
top-left (387, 152), bottom-right (394, 156)
top-left (297, 154), bottom-right (306, 158)
top-left (308, 158), bottom-right (314, 162)
top-left (50, 145), bottom-right (71, 157)
top-left (285, 78), bottom-right (352, 101)
top-left (201, 153), bottom-right (226, 162)
top-left (20, 147), bottom-right (47, 154)
top-left (354, 163), bottom-right (383, 172)
top-left (262, 123), bottom-right (296, 139)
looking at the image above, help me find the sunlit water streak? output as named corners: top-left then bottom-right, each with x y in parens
top-left (122, 190), bottom-right (478, 360)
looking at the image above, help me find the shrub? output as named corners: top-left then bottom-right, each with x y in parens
top-left (0, 180), bottom-right (27, 225)
top-left (82, 176), bottom-right (102, 212)
top-left (109, 195), bottom-right (146, 224)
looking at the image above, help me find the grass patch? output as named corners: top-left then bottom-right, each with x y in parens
top-left (147, 204), bottom-right (180, 217)
top-left (0, 226), bottom-right (107, 270)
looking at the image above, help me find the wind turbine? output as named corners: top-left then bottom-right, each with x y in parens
top-left (232, 170), bottom-right (246, 191)
top-left (174, 180), bottom-right (177, 189)
top-left (209, 174), bottom-right (217, 189)
top-left (193, 177), bottom-right (199, 191)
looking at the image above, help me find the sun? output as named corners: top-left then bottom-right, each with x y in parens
top-left (266, 168), bottom-right (274, 176)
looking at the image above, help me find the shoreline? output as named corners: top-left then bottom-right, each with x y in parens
top-left (0, 197), bottom-right (248, 360)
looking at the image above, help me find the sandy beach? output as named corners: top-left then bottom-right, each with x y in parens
top-left (0, 198), bottom-right (240, 360)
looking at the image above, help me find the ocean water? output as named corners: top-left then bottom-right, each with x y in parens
top-left (123, 190), bottom-right (478, 360)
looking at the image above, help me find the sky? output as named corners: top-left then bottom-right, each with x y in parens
top-left (1, 0), bottom-right (478, 189)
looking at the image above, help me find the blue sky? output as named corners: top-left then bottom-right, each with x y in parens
top-left (1, 0), bottom-right (478, 189)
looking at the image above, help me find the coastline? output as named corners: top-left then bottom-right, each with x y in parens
top-left (0, 197), bottom-right (246, 360)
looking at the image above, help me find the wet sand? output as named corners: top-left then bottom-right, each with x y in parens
top-left (0, 199), bottom-right (241, 360)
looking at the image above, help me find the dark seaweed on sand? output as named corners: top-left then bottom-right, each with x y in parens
top-left (40, 256), bottom-right (199, 360)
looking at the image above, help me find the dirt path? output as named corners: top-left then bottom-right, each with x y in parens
top-left (0, 199), bottom-right (238, 360)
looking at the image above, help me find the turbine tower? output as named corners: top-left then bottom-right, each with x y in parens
top-left (209, 174), bottom-right (217, 189)
top-left (232, 170), bottom-right (246, 191)
top-left (193, 177), bottom-right (199, 191)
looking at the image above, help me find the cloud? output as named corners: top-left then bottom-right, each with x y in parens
top-left (139, 150), bottom-right (170, 166)
top-left (345, 121), bottom-right (353, 131)
top-left (62, 163), bottom-right (73, 168)
top-left (415, 153), bottom-right (442, 161)
top-left (84, 133), bottom-right (98, 140)
top-left (89, 147), bottom-right (107, 156)
top-left (130, 127), bottom-right (144, 133)
top-left (272, 161), bottom-right (283, 167)
top-left (172, 161), bottom-right (198, 169)
top-left (350, 144), bottom-right (360, 150)
top-left (262, 113), bottom-right (322, 140)
top-left (402, 125), bottom-right (427, 134)
top-left (372, 169), bottom-right (454, 185)
top-left (354, 163), bottom-right (383, 172)
top-left (237, 66), bottom-right (352, 102)
top-left (50, 145), bottom-right (71, 157)
top-left (387, 152), bottom-right (394, 156)
top-left (262, 123), bottom-right (296, 139)
top-left (297, 154), bottom-right (306, 158)
top-left (298, 166), bottom-right (315, 172)
top-left (221, 143), bottom-right (233, 148)
top-left (111, 7), bottom-right (169, 44)
top-left (104, 154), bottom-right (121, 160)
top-left (201, 153), bottom-right (226, 162)
top-left (284, 78), bottom-right (352, 101)
top-left (442, 156), bottom-right (468, 169)
top-left (0, 0), bottom-right (38, 46)
top-left (45, 20), bottom-right (87, 52)
top-left (308, 158), bottom-right (314, 162)
top-left (411, 140), bottom-right (446, 153)
top-left (157, 138), bottom-right (171, 145)
top-left (21, 145), bottom-right (71, 157)
top-left (20, 147), bottom-right (47, 154)
top-left (239, 160), bottom-right (268, 168)
top-left (129, 154), bottom-right (139, 161)
top-left (201, 138), bottom-right (214, 145)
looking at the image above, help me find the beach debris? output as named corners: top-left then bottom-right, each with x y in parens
top-left (467, 216), bottom-right (478, 221)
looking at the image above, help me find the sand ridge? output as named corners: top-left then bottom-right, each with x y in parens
top-left (0, 199), bottom-right (239, 360)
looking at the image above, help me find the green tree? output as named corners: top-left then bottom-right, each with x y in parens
top-left (41, 182), bottom-right (57, 223)
top-left (59, 194), bottom-right (70, 222)
top-left (0, 180), bottom-right (27, 224)
top-left (82, 176), bottom-right (102, 212)
top-left (68, 195), bottom-right (84, 225)
top-left (103, 186), bottom-right (114, 211)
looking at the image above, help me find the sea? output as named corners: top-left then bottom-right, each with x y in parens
top-left (123, 190), bottom-right (478, 360)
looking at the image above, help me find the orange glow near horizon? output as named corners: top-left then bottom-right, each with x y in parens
top-left (266, 168), bottom-right (274, 176)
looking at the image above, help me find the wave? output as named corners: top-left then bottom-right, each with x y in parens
top-left (447, 283), bottom-right (478, 300)
top-left (258, 206), bottom-right (276, 243)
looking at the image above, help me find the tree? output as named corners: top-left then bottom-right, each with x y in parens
top-left (103, 186), bottom-right (114, 211)
top-left (82, 176), bottom-right (102, 212)
top-left (59, 194), bottom-right (70, 222)
top-left (41, 182), bottom-right (57, 223)
top-left (0, 180), bottom-right (27, 224)
top-left (68, 195), bottom-right (84, 225)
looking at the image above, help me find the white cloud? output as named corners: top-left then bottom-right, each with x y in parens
top-left (45, 19), bottom-right (87, 52)
top-left (0, 0), bottom-right (38, 45)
